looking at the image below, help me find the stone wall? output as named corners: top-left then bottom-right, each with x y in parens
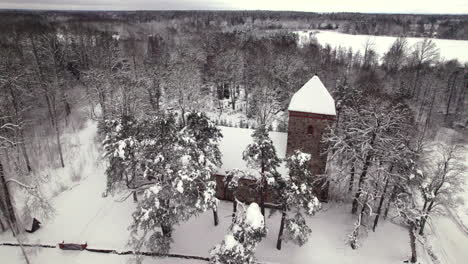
top-left (214, 174), bottom-right (277, 204)
top-left (286, 111), bottom-right (334, 200)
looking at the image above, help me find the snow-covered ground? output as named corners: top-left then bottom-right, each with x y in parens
top-left (454, 146), bottom-right (468, 229)
top-left (295, 30), bottom-right (468, 64)
top-left (0, 163), bottom-right (413, 263)
top-left (427, 214), bottom-right (468, 264)
top-left (421, 129), bottom-right (468, 264)
top-left (0, 120), bottom-right (419, 264)
top-left (0, 247), bottom-right (204, 264)
top-left (217, 126), bottom-right (288, 176)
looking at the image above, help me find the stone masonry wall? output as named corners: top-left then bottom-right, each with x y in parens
top-left (286, 111), bottom-right (334, 200)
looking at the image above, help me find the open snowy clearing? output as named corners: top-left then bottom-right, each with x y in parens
top-left (295, 30), bottom-right (468, 64)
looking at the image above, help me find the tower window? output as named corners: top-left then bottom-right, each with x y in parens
top-left (307, 125), bottom-right (314, 135)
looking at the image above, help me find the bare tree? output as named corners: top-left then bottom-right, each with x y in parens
top-left (251, 86), bottom-right (281, 127)
top-left (29, 32), bottom-right (68, 168)
top-left (418, 142), bottom-right (466, 235)
top-left (163, 43), bottom-right (207, 126)
top-left (410, 39), bottom-right (439, 98)
top-left (382, 37), bottom-right (408, 74)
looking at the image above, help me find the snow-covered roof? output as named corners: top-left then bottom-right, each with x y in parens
top-left (288, 75), bottom-right (336, 116)
top-left (217, 126), bottom-right (288, 177)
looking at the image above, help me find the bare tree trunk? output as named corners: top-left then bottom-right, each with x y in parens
top-left (46, 93), bottom-right (65, 169)
top-left (409, 222), bottom-right (417, 263)
top-left (161, 223), bottom-right (172, 237)
top-left (352, 133), bottom-right (376, 214)
top-left (232, 199), bottom-right (237, 219)
top-left (425, 88), bottom-right (437, 128)
top-left (352, 153), bottom-right (372, 214)
top-left (30, 35), bottom-right (65, 168)
top-left (259, 171), bottom-right (266, 219)
top-left (373, 175), bottom-right (390, 232)
top-left (0, 217), bottom-right (5, 232)
top-left (445, 71), bottom-right (458, 121)
top-left (348, 165), bottom-right (355, 193)
top-left (419, 200), bottom-right (434, 235)
top-left (0, 162), bottom-right (18, 235)
top-left (455, 74), bottom-right (467, 119)
top-left (147, 86), bottom-right (158, 111)
top-left (0, 193), bottom-right (9, 232)
top-left (213, 208), bottom-right (219, 226)
top-left (54, 119), bottom-right (65, 168)
top-left (7, 85), bottom-right (32, 172)
top-left (19, 130), bottom-right (32, 172)
top-left (412, 66), bottom-right (421, 98)
top-left (276, 206), bottom-right (287, 250)
top-left (384, 187), bottom-right (397, 220)
top-left (417, 82), bottom-right (431, 123)
top-left (230, 83), bottom-right (236, 110)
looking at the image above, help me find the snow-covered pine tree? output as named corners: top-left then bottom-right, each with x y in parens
top-left (101, 114), bottom-right (141, 200)
top-left (242, 125), bottom-right (280, 217)
top-left (129, 113), bottom-right (220, 253)
top-left (180, 112), bottom-right (223, 225)
top-left (210, 203), bottom-right (267, 264)
top-left (276, 150), bottom-right (321, 250)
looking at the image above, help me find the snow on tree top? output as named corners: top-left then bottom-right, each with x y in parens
top-left (288, 75), bottom-right (336, 116)
top-left (245, 203), bottom-right (264, 229)
top-left (223, 234), bottom-right (239, 250)
top-left (217, 126), bottom-right (288, 177)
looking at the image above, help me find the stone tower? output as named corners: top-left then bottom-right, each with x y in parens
top-left (286, 75), bottom-right (336, 199)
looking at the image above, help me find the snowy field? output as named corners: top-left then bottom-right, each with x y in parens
top-left (295, 30), bottom-right (468, 64)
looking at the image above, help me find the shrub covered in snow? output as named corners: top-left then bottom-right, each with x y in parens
top-left (210, 203), bottom-right (266, 264)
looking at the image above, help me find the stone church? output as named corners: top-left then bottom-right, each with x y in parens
top-left (214, 75), bottom-right (336, 202)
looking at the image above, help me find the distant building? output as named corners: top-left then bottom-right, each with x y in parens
top-left (214, 75), bottom-right (336, 202)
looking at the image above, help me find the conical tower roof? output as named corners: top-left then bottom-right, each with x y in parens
top-left (288, 75), bottom-right (336, 116)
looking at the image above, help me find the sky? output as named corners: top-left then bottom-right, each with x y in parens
top-left (0, 0), bottom-right (467, 14)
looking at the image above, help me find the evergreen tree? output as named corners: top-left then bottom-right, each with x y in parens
top-left (101, 114), bottom-right (141, 200)
top-left (181, 112), bottom-right (223, 225)
top-left (242, 125), bottom-right (280, 217)
top-left (125, 113), bottom-right (220, 253)
top-left (276, 150), bottom-right (321, 250)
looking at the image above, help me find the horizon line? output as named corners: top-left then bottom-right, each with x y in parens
top-left (0, 8), bottom-right (467, 16)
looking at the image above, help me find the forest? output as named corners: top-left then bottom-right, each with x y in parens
top-left (0, 10), bottom-right (467, 264)
top-left (1, 10), bottom-right (468, 39)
